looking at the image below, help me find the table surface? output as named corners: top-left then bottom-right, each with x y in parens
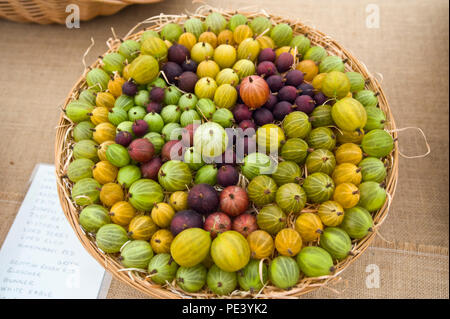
top-left (0, 0), bottom-right (448, 299)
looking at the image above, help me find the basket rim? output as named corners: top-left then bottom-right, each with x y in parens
top-left (54, 7), bottom-right (399, 299)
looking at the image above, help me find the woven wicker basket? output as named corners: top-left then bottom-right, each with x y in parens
top-left (54, 6), bottom-right (399, 299)
top-left (0, 0), bottom-right (162, 24)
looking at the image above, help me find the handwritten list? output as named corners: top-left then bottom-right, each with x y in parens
top-left (0, 164), bottom-right (110, 299)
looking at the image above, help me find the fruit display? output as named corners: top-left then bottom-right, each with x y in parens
top-left (58, 10), bottom-right (396, 298)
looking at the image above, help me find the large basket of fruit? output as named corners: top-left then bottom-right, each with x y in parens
top-left (55, 6), bottom-right (398, 298)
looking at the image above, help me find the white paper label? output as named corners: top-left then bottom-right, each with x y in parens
top-left (0, 164), bottom-right (108, 299)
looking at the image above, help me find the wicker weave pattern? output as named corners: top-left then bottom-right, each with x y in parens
top-left (0, 0), bottom-right (162, 24)
top-left (54, 7), bottom-right (399, 298)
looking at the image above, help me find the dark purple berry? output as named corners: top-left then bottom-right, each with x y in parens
top-left (141, 157), bottom-right (163, 181)
top-left (187, 184), bottom-right (219, 215)
top-left (122, 80), bottom-right (138, 96)
top-left (233, 104), bottom-right (252, 122)
top-left (146, 102), bottom-right (162, 113)
top-left (285, 70), bottom-right (304, 87)
top-left (238, 120), bottom-right (256, 135)
top-left (170, 210), bottom-right (203, 235)
top-left (266, 75), bottom-right (285, 92)
top-left (256, 61), bottom-right (278, 77)
top-left (253, 108), bottom-right (274, 126)
top-left (168, 44), bottom-right (190, 65)
top-left (275, 52), bottom-right (294, 73)
top-left (150, 86), bottom-right (165, 103)
top-left (132, 120), bottom-right (149, 137)
top-left (181, 59), bottom-right (198, 73)
top-left (162, 62), bottom-right (183, 84)
top-left (314, 92), bottom-right (328, 105)
top-left (298, 82), bottom-right (315, 97)
top-left (115, 131), bottom-right (133, 147)
top-left (295, 95), bottom-right (316, 114)
top-left (258, 48), bottom-right (276, 63)
top-left (277, 85), bottom-right (298, 103)
top-left (263, 94), bottom-right (278, 110)
top-left (273, 101), bottom-right (295, 121)
top-left (217, 165), bottom-right (239, 187)
top-left (176, 71), bottom-right (198, 93)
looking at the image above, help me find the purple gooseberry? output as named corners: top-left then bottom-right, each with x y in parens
top-left (162, 62), bottom-right (183, 84)
top-left (168, 44), bottom-right (190, 65)
top-left (253, 108), bottom-right (274, 126)
top-left (295, 95), bottom-right (316, 114)
top-left (132, 119), bottom-right (149, 137)
top-left (122, 80), bottom-right (138, 96)
top-left (263, 94), bottom-right (278, 110)
top-left (314, 92), bottom-right (328, 105)
top-left (170, 210), bottom-right (203, 236)
top-left (176, 71), bottom-right (199, 93)
top-left (257, 61), bottom-right (278, 78)
top-left (258, 48), bottom-right (276, 63)
top-left (140, 157), bottom-right (162, 181)
top-left (187, 184), bottom-right (220, 215)
top-left (239, 120), bottom-right (257, 134)
top-left (273, 101), bottom-right (296, 121)
top-left (181, 58), bottom-right (198, 73)
top-left (275, 52), bottom-right (294, 73)
top-left (284, 69), bottom-right (304, 87)
top-left (146, 102), bottom-right (162, 113)
top-left (233, 104), bottom-right (253, 122)
top-left (277, 85), bottom-right (299, 103)
top-left (217, 165), bottom-right (239, 187)
top-left (115, 131), bottom-right (133, 147)
top-left (150, 87), bottom-right (165, 103)
top-left (298, 82), bottom-right (315, 97)
top-left (265, 75), bottom-right (285, 92)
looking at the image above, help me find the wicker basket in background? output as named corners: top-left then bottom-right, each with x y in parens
top-left (54, 7), bottom-right (399, 298)
top-left (0, 0), bottom-right (163, 24)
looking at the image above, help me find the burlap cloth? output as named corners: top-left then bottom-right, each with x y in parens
top-left (0, 0), bottom-right (448, 299)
